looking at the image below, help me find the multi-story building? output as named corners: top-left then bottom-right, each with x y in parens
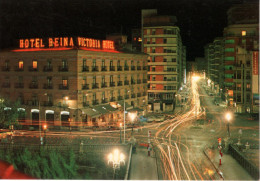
top-left (0, 37), bottom-right (148, 129)
top-left (142, 9), bottom-right (186, 112)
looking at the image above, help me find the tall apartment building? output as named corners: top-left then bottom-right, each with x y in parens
top-left (223, 2), bottom-right (259, 113)
top-left (142, 9), bottom-right (186, 112)
top-left (0, 37), bottom-right (148, 129)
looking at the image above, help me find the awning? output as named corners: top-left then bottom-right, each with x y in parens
top-left (117, 101), bottom-right (133, 110)
top-left (93, 105), bottom-right (110, 115)
top-left (82, 108), bottom-right (101, 118)
top-left (128, 107), bottom-right (144, 112)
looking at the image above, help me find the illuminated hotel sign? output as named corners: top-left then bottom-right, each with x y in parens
top-left (18, 37), bottom-right (115, 50)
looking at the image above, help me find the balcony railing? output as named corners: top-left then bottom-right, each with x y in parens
top-left (28, 66), bottom-right (38, 71)
top-left (92, 100), bottom-right (99, 105)
top-left (110, 97), bottom-right (116, 102)
top-left (59, 84), bottom-right (69, 90)
top-left (43, 101), bottom-right (53, 107)
top-left (43, 66), bottom-right (53, 72)
top-left (82, 66), bottom-right (89, 72)
top-left (101, 82), bottom-right (107, 88)
top-left (110, 82), bottom-right (115, 87)
top-left (117, 81), bottom-right (123, 86)
top-left (117, 96), bottom-right (123, 100)
top-left (58, 66), bottom-right (68, 72)
top-left (117, 66), bottom-right (122, 71)
top-left (92, 66), bottom-right (99, 72)
top-left (2, 82), bottom-right (10, 88)
top-left (2, 66), bottom-right (10, 71)
top-left (26, 100), bottom-right (39, 106)
top-left (83, 101), bottom-right (90, 107)
top-left (124, 80), bottom-right (129, 85)
top-left (14, 66), bottom-right (24, 71)
top-left (29, 82), bottom-right (38, 89)
top-left (82, 84), bottom-right (89, 90)
top-left (92, 83), bottom-right (99, 89)
top-left (102, 98), bottom-right (108, 103)
top-left (43, 83), bottom-right (53, 89)
top-left (110, 66), bottom-right (115, 71)
top-left (131, 66), bottom-right (136, 71)
top-left (124, 66), bottom-right (129, 71)
top-left (15, 83), bottom-right (24, 88)
top-left (101, 66), bottom-right (107, 71)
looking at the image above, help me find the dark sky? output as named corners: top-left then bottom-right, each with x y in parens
top-left (0, 0), bottom-right (250, 60)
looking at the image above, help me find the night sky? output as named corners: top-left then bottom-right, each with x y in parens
top-left (0, 0), bottom-right (253, 60)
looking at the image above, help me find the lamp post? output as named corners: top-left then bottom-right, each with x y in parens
top-left (108, 149), bottom-right (125, 179)
top-left (42, 124), bottom-right (47, 146)
top-left (39, 93), bottom-right (47, 145)
top-left (225, 112), bottom-right (232, 137)
top-left (68, 118), bottom-right (72, 134)
top-left (123, 90), bottom-right (130, 144)
top-left (129, 112), bottom-right (137, 134)
top-left (119, 123), bottom-right (122, 143)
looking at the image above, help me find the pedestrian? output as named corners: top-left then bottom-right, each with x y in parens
top-left (147, 144), bottom-right (152, 156)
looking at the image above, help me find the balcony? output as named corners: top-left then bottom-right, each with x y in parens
top-left (29, 82), bottom-right (38, 89)
top-left (124, 66), bottom-right (129, 71)
top-left (82, 84), bottom-right (90, 90)
top-left (26, 100), bottom-right (39, 106)
top-left (137, 93), bottom-right (141, 97)
top-left (92, 66), bottom-right (99, 72)
top-left (2, 66), bottom-right (10, 71)
top-left (2, 82), bottom-right (10, 88)
top-left (14, 66), bottom-right (24, 71)
top-left (131, 80), bottom-right (135, 85)
top-left (117, 96), bottom-right (123, 100)
top-left (59, 66), bottom-right (68, 72)
top-left (125, 95), bottom-right (129, 99)
top-left (124, 80), bottom-right (129, 85)
top-left (131, 94), bottom-right (136, 98)
top-left (137, 66), bottom-right (141, 70)
top-left (131, 66), bottom-right (136, 71)
top-left (43, 101), bottom-right (53, 107)
top-left (82, 66), bottom-right (89, 72)
top-left (102, 98), bottom-right (108, 103)
top-left (15, 83), bottom-right (24, 88)
top-left (110, 66), bottom-right (115, 71)
top-left (43, 83), bottom-right (53, 89)
top-left (83, 101), bottom-right (90, 107)
top-left (110, 97), bottom-right (116, 102)
top-left (143, 79), bottom-right (147, 83)
top-left (43, 66), bottom-right (53, 72)
top-left (143, 66), bottom-right (147, 70)
top-left (101, 66), bottom-right (107, 71)
top-left (92, 100), bottom-right (99, 105)
top-left (59, 84), bottom-right (69, 90)
top-left (110, 82), bottom-right (115, 87)
top-left (101, 82), bottom-right (107, 88)
top-left (28, 66), bottom-right (38, 71)
top-left (117, 81), bottom-right (123, 86)
top-left (117, 66), bottom-right (122, 71)
top-left (92, 83), bottom-right (99, 89)
top-left (137, 79), bottom-right (141, 84)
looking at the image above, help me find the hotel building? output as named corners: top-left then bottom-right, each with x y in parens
top-left (0, 37), bottom-right (148, 129)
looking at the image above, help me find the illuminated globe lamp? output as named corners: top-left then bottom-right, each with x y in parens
top-left (225, 112), bottom-right (232, 137)
top-left (42, 124), bottom-right (48, 146)
top-left (108, 149), bottom-right (125, 179)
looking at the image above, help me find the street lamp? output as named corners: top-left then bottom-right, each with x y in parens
top-left (108, 149), bottom-right (125, 179)
top-left (42, 124), bottom-right (47, 146)
top-left (129, 112), bottom-right (137, 134)
top-left (225, 112), bottom-right (232, 137)
top-left (39, 93), bottom-right (47, 145)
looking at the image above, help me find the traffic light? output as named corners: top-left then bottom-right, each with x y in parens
top-left (218, 137), bottom-right (222, 145)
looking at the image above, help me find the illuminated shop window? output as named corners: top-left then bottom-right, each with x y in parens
top-left (33, 60), bottom-right (37, 69)
top-left (241, 31), bottom-right (246, 36)
top-left (19, 61), bottom-right (23, 69)
top-left (62, 79), bottom-right (68, 86)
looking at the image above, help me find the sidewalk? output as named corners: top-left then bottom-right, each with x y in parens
top-left (205, 148), bottom-right (254, 180)
top-left (129, 147), bottom-right (158, 180)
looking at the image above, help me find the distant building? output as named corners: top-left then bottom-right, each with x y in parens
top-left (131, 29), bottom-right (142, 52)
top-left (0, 37), bottom-right (148, 129)
top-left (141, 9), bottom-right (186, 112)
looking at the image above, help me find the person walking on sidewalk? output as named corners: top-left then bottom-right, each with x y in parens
top-left (147, 144), bottom-right (152, 156)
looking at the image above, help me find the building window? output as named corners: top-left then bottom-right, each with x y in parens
top-left (102, 59), bottom-right (105, 67)
top-left (241, 30), bottom-right (246, 36)
top-left (152, 67), bottom-right (155, 71)
top-left (62, 59), bottom-right (67, 68)
top-left (93, 59), bottom-right (96, 67)
top-left (152, 76), bottom-right (156, 81)
top-left (152, 29), bottom-right (155, 35)
top-left (47, 60), bottom-right (52, 68)
top-left (33, 60), bottom-right (37, 69)
top-left (83, 59), bottom-right (86, 67)
top-left (62, 79), bottom-right (68, 86)
top-left (5, 60), bottom-right (9, 69)
top-left (152, 48), bottom-right (155, 53)
top-left (19, 61), bottom-right (23, 69)
top-left (163, 39), bottom-right (167, 44)
top-left (152, 56), bottom-right (155, 62)
top-left (147, 29), bottom-right (150, 35)
top-left (171, 58), bottom-right (176, 62)
top-left (152, 38), bottom-right (155, 44)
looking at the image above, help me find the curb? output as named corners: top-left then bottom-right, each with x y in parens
top-left (203, 148), bottom-right (224, 180)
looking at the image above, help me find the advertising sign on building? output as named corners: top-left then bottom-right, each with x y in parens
top-left (252, 51), bottom-right (259, 107)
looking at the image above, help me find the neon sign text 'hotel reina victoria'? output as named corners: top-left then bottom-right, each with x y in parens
top-left (18, 37), bottom-right (115, 50)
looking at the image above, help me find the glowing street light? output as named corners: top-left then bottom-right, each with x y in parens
top-left (192, 76), bottom-right (200, 82)
top-left (225, 112), bottom-right (232, 137)
top-left (129, 112), bottom-right (137, 133)
top-left (108, 149), bottom-right (125, 179)
top-left (42, 124), bottom-right (47, 146)
top-left (119, 123), bottom-right (123, 143)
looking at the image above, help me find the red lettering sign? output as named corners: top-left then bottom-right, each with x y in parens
top-left (253, 51), bottom-right (259, 75)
